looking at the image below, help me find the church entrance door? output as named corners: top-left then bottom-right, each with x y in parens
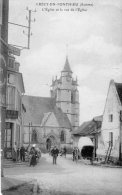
top-left (46, 136), bottom-right (57, 151)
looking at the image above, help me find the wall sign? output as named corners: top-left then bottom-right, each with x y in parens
top-left (6, 110), bottom-right (18, 119)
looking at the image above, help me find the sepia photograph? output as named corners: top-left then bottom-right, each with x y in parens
top-left (0, 0), bottom-right (122, 194)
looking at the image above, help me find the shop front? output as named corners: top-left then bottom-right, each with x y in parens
top-left (4, 122), bottom-right (13, 158)
top-left (5, 109), bottom-right (20, 159)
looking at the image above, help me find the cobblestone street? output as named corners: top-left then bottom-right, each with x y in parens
top-left (3, 154), bottom-right (122, 195)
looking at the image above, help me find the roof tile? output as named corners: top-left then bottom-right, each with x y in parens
top-left (22, 95), bottom-right (56, 125)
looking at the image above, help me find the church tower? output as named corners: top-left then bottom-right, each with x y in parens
top-left (50, 56), bottom-right (79, 130)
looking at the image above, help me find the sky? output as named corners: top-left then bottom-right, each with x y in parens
top-left (9, 0), bottom-right (122, 124)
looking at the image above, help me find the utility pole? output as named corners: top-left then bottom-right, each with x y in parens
top-left (29, 122), bottom-right (32, 146)
top-left (9, 7), bottom-right (36, 50)
top-left (29, 122), bottom-right (30, 146)
top-left (28, 9), bottom-right (31, 49)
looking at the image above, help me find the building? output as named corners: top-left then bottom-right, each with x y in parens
top-left (22, 96), bottom-right (56, 151)
top-left (22, 57), bottom-right (79, 151)
top-left (72, 115), bottom-right (102, 158)
top-left (50, 56), bottom-right (79, 130)
top-left (0, 0), bottom-right (9, 175)
top-left (4, 55), bottom-right (25, 158)
top-left (97, 80), bottom-right (122, 162)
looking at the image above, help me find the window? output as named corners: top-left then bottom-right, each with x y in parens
top-left (60, 131), bottom-right (65, 142)
top-left (8, 73), bottom-right (15, 84)
top-left (31, 129), bottom-right (38, 143)
top-left (8, 57), bottom-right (15, 69)
top-left (109, 114), bottom-right (113, 122)
top-left (6, 86), bottom-right (15, 109)
top-left (71, 91), bottom-right (75, 104)
top-left (16, 90), bottom-right (21, 115)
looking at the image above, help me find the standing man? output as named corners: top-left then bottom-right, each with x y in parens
top-left (63, 147), bottom-right (67, 158)
top-left (17, 148), bottom-right (20, 161)
top-left (51, 146), bottom-right (59, 165)
top-left (20, 146), bottom-right (25, 162)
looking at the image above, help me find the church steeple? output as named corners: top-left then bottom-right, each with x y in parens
top-left (50, 55), bottom-right (79, 130)
top-left (62, 56), bottom-right (72, 73)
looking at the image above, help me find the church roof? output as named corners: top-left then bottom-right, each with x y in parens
top-left (40, 107), bottom-right (72, 129)
top-left (22, 95), bottom-right (56, 125)
top-left (115, 82), bottom-right (122, 104)
top-left (53, 107), bottom-right (72, 129)
top-left (62, 56), bottom-right (72, 73)
top-left (22, 95), bottom-right (72, 129)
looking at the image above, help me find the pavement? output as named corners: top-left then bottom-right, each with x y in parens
top-left (1, 154), bottom-right (122, 194)
top-left (1, 177), bottom-right (28, 191)
top-left (1, 159), bottom-right (33, 193)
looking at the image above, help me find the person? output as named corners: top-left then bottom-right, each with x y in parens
top-left (12, 143), bottom-right (17, 162)
top-left (60, 148), bottom-right (63, 156)
top-left (20, 146), bottom-right (23, 161)
top-left (20, 146), bottom-right (25, 162)
top-left (75, 148), bottom-right (79, 163)
top-left (12, 148), bottom-right (16, 162)
top-left (73, 147), bottom-right (78, 162)
top-left (36, 148), bottom-right (41, 161)
top-left (51, 146), bottom-right (59, 165)
top-left (17, 148), bottom-right (20, 161)
top-left (72, 148), bottom-right (75, 161)
top-left (29, 147), bottom-right (37, 166)
top-left (63, 147), bottom-right (67, 158)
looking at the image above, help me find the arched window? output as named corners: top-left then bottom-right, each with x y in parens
top-left (60, 131), bottom-right (65, 142)
top-left (31, 129), bottom-right (37, 143)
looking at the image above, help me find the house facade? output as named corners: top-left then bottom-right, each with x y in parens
top-left (4, 55), bottom-right (25, 158)
top-left (97, 80), bottom-right (122, 162)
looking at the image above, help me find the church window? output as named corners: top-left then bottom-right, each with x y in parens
top-left (31, 129), bottom-right (38, 143)
top-left (60, 131), bottom-right (65, 142)
top-left (71, 91), bottom-right (75, 104)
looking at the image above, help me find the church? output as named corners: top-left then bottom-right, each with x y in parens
top-left (22, 57), bottom-right (79, 152)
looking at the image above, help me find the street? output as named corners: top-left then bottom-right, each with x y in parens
top-left (4, 154), bottom-right (122, 195)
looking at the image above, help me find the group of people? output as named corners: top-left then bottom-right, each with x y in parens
top-left (12, 145), bottom-right (26, 162)
top-left (50, 146), bottom-right (81, 164)
top-left (12, 144), bottom-right (93, 166)
top-left (12, 144), bottom-right (41, 167)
